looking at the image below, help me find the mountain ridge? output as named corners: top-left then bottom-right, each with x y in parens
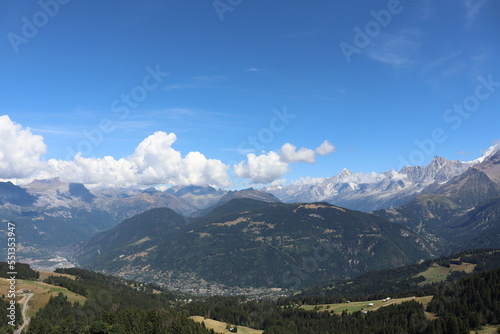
top-left (2, 144), bottom-right (499, 273)
top-left (374, 150), bottom-right (500, 253)
top-left (74, 198), bottom-right (434, 290)
top-left (265, 145), bottom-right (499, 212)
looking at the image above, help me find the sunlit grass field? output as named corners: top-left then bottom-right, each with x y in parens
top-left (0, 273), bottom-right (86, 318)
top-left (301, 295), bottom-right (434, 315)
top-left (190, 316), bottom-right (264, 334)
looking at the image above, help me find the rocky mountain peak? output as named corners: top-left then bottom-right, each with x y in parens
top-left (338, 168), bottom-right (353, 178)
top-left (429, 156), bottom-right (448, 167)
top-left (69, 183), bottom-right (96, 203)
top-left (0, 181), bottom-right (37, 206)
top-left (466, 144), bottom-right (500, 164)
top-left (165, 185), bottom-right (218, 197)
top-left (267, 146), bottom-right (496, 212)
top-left (25, 177), bottom-right (65, 191)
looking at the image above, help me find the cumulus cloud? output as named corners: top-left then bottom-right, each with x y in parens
top-left (179, 151), bottom-right (230, 187)
top-left (0, 115), bottom-right (47, 178)
top-left (280, 143), bottom-right (316, 163)
top-left (316, 140), bottom-right (335, 156)
top-left (0, 116), bottom-right (231, 187)
top-left (46, 131), bottom-right (231, 187)
top-left (46, 154), bottom-right (137, 186)
top-left (233, 151), bottom-right (289, 184)
top-left (1, 116), bottom-right (335, 188)
top-left (234, 141), bottom-right (335, 184)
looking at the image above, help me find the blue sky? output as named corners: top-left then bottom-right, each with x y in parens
top-left (0, 0), bottom-right (499, 188)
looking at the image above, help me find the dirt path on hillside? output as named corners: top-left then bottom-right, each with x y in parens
top-left (14, 293), bottom-right (34, 334)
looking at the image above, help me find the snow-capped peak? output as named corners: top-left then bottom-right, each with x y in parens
top-left (465, 144), bottom-right (499, 164)
top-left (338, 168), bottom-right (353, 178)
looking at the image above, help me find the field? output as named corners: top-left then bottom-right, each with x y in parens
top-left (471, 325), bottom-right (500, 334)
top-left (190, 316), bottom-right (264, 334)
top-left (301, 295), bottom-right (434, 315)
top-left (0, 275), bottom-right (86, 318)
top-left (417, 262), bottom-right (476, 286)
top-left (38, 270), bottom-right (77, 281)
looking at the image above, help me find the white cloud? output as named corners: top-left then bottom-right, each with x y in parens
top-left (234, 151), bottom-right (290, 184)
top-left (0, 117), bottom-right (231, 188)
top-left (291, 177), bottom-right (325, 186)
top-left (0, 115), bottom-right (47, 178)
top-left (316, 140), bottom-right (335, 156)
top-left (180, 151), bottom-right (230, 187)
top-left (340, 171), bottom-right (384, 184)
top-left (46, 154), bottom-right (137, 186)
top-left (384, 169), bottom-right (408, 181)
top-left (46, 131), bottom-right (232, 188)
top-left (280, 143), bottom-right (316, 163)
top-left (269, 178), bottom-right (287, 187)
top-left (234, 141), bottom-right (335, 184)
top-left (336, 169), bottom-right (407, 184)
top-left (129, 131), bottom-right (182, 182)
top-left (1, 116), bottom-right (334, 189)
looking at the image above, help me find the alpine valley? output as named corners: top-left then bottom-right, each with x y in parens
top-left (1, 144), bottom-right (500, 295)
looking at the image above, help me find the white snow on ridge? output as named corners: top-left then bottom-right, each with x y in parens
top-left (465, 144), bottom-right (499, 164)
top-left (265, 145), bottom-right (498, 211)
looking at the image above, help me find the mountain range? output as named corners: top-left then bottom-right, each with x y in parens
top-left (375, 149), bottom-right (500, 252)
top-left (265, 145), bottom-right (499, 212)
top-left (1, 143), bottom-right (499, 292)
top-left (73, 199), bottom-right (433, 290)
top-left (0, 179), bottom-right (277, 247)
top-left (70, 144), bottom-right (500, 291)
top-left (72, 147), bottom-right (500, 291)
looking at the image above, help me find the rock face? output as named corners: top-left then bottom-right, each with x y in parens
top-left (0, 181), bottom-right (37, 206)
top-left (374, 150), bottom-right (500, 253)
top-left (0, 180), bottom-right (281, 250)
top-left (266, 146), bottom-right (499, 212)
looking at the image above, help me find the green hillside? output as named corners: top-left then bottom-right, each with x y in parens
top-left (76, 199), bottom-right (433, 289)
top-left (4, 256), bottom-right (500, 333)
top-left (296, 248), bottom-right (500, 302)
top-left (375, 153), bottom-right (500, 254)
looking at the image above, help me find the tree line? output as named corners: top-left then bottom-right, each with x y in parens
top-left (2, 253), bottom-right (500, 333)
